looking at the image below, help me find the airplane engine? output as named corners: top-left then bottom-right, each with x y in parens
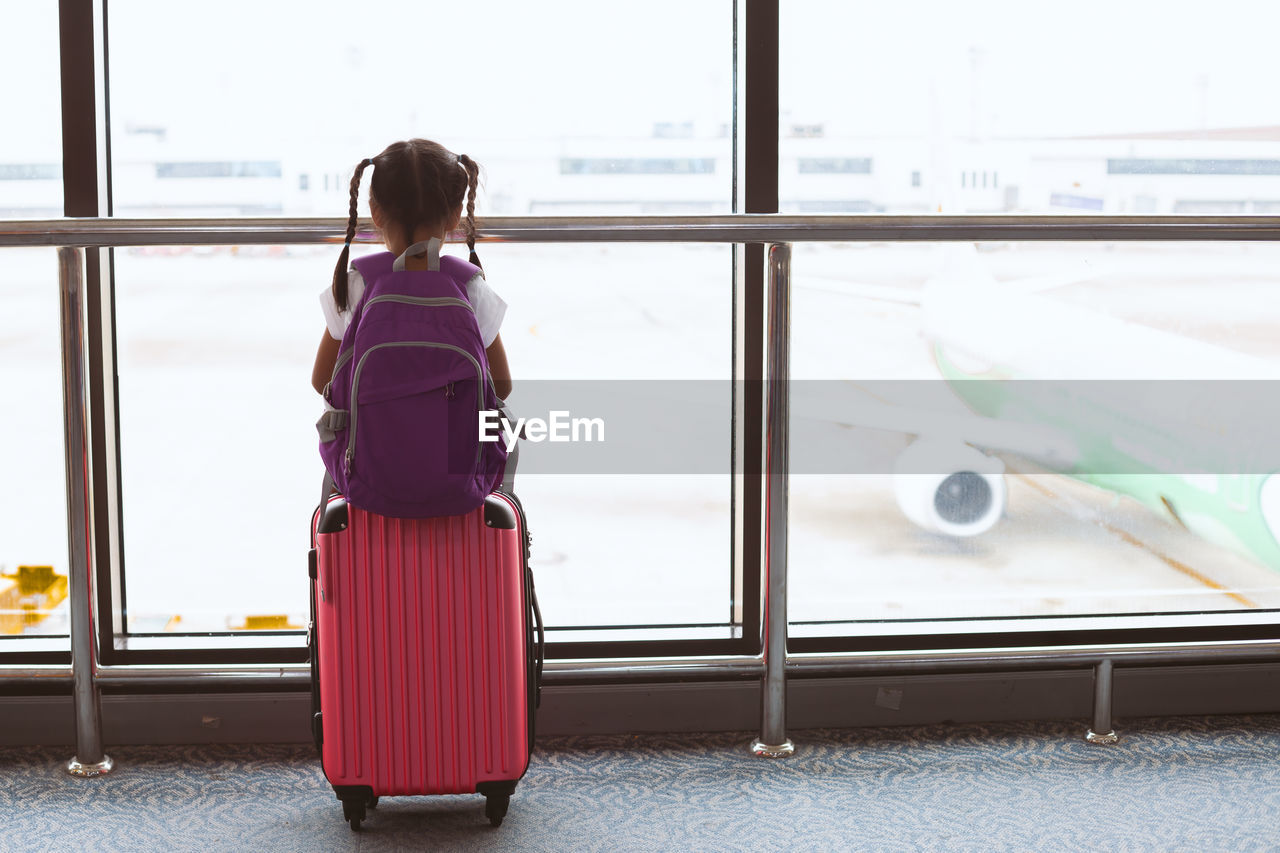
top-left (892, 440), bottom-right (1006, 537)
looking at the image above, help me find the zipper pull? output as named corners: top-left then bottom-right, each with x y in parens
top-left (444, 381), bottom-right (455, 399)
top-left (344, 448), bottom-right (354, 477)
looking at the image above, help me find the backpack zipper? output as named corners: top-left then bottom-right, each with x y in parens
top-left (365, 295), bottom-right (475, 313)
top-left (325, 297), bottom-right (470, 400)
top-left (324, 346), bottom-right (356, 401)
top-left (345, 341), bottom-right (490, 477)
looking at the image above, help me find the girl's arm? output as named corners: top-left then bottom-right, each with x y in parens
top-left (487, 333), bottom-right (512, 400)
top-left (312, 330), bottom-right (340, 394)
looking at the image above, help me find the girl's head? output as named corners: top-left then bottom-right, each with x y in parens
top-left (332, 138), bottom-right (481, 311)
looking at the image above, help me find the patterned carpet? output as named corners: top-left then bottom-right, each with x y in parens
top-left (4, 715), bottom-right (1280, 852)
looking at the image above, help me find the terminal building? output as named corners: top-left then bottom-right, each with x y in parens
top-left (9, 124), bottom-right (1280, 218)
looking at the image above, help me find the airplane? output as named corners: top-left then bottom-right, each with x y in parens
top-left (809, 245), bottom-right (1280, 574)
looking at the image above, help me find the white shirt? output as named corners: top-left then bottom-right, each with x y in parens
top-left (319, 263), bottom-right (507, 347)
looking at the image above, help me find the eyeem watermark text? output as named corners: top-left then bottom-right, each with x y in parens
top-left (479, 410), bottom-right (606, 445)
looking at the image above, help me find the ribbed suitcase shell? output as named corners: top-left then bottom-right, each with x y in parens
top-left (314, 495), bottom-right (530, 796)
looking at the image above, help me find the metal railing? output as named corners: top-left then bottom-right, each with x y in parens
top-left (57, 247), bottom-right (111, 778)
top-left (753, 243), bottom-right (794, 759)
top-left (7, 214), bottom-right (1280, 247)
top-left (5, 214), bottom-right (1280, 773)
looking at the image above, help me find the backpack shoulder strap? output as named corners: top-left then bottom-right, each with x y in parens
top-left (439, 253), bottom-right (482, 285)
top-left (345, 251), bottom-right (395, 330)
top-left (350, 250), bottom-right (395, 286)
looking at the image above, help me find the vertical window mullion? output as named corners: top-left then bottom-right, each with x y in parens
top-left (735, 0), bottom-right (778, 651)
top-left (59, 0), bottom-right (121, 660)
top-left (59, 0), bottom-right (97, 219)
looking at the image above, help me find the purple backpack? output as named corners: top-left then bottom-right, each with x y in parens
top-left (317, 239), bottom-right (507, 518)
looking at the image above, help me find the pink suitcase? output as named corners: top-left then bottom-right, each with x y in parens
top-left (308, 491), bottom-right (543, 830)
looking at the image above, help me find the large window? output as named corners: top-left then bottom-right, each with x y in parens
top-left (0, 250), bottom-right (71, 638)
top-left (103, 1), bottom-right (737, 640)
top-left (0, 9), bottom-right (67, 640)
top-left (787, 240), bottom-right (1280, 638)
top-left (107, 1), bottom-right (733, 218)
top-left (779, 0), bottom-right (1280, 646)
top-left (780, 1), bottom-right (1280, 215)
top-left (7, 2), bottom-right (1280, 663)
top-left (111, 242), bottom-right (734, 635)
top-left (111, 245), bottom-right (329, 633)
top-left (0, 5), bottom-right (61, 216)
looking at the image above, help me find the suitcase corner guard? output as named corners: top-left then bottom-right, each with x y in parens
top-left (483, 494), bottom-right (518, 529)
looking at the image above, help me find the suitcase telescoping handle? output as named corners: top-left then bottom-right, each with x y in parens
top-left (529, 566), bottom-right (545, 708)
top-left (499, 417), bottom-right (541, 706)
top-left (308, 505), bottom-right (324, 751)
top-left (499, 403), bottom-right (520, 493)
top-left (320, 470), bottom-right (337, 521)
top-left (496, 402), bottom-right (541, 702)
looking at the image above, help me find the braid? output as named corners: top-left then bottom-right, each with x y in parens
top-left (408, 151), bottom-right (423, 248)
top-left (458, 154), bottom-right (481, 269)
top-left (331, 157), bottom-right (372, 312)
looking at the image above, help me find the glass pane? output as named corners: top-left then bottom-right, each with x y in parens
top-left (483, 244), bottom-right (733, 629)
top-left (787, 241), bottom-right (1280, 634)
top-left (0, 249), bottom-right (71, 636)
top-left (108, 1), bottom-right (732, 217)
top-left (114, 243), bottom-right (733, 632)
top-left (781, 1), bottom-right (1280, 214)
top-left (0, 6), bottom-right (62, 216)
top-left (114, 245), bottom-right (329, 632)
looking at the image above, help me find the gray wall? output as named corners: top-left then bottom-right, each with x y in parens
top-left (6, 663), bottom-right (1280, 746)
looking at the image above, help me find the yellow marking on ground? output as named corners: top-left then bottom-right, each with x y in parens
top-left (233, 614), bottom-right (301, 631)
top-left (0, 565), bottom-right (69, 635)
top-left (1018, 475), bottom-right (1258, 608)
top-left (528, 324), bottom-right (539, 337)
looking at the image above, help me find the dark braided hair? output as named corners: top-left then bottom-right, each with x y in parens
top-left (331, 157), bottom-right (372, 312)
top-left (458, 154), bottom-right (481, 268)
top-left (330, 139), bottom-right (482, 311)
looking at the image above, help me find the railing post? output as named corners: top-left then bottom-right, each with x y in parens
top-left (59, 247), bottom-right (112, 778)
top-left (752, 243), bottom-right (795, 759)
top-left (1086, 658), bottom-right (1119, 745)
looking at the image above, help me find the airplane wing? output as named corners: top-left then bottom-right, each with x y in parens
top-left (791, 381), bottom-right (1080, 472)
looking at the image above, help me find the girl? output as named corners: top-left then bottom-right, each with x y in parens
top-left (311, 138), bottom-right (511, 399)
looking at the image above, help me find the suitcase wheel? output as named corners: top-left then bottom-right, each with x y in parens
top-left (342, 799), bottom-right (367, 831)
top-left (485, 793), bottom-right (510, 827)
